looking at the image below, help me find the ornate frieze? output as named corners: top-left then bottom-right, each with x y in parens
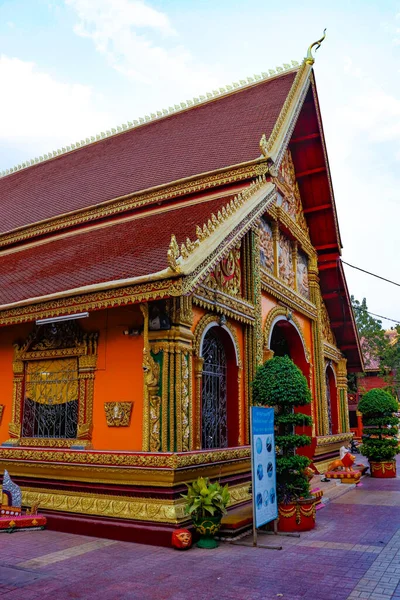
top-left (104, 402), bottom-right (133, 427)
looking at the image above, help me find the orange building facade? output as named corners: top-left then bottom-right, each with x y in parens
top-left (0, 43), bottom-right (362, 544)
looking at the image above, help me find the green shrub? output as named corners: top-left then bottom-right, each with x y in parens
top-left (252, 355), bottom-right (313, 504)
top-left (358, 388), bottom-right (399, 462)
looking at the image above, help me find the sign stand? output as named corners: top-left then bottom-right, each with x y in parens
top-left (231, 407), bottom-right (283, 550)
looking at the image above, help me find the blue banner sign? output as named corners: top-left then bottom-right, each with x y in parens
top-left (251, 406), bottom-right (278, 528)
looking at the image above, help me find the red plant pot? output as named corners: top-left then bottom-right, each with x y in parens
top-left (369, 460), bottom-right (397, 478)
top-left (278, 498), bottom-right (316, 532)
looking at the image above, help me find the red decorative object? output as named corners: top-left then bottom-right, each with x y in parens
top-left (171, 528), bottom-right (192, 550)
top-left (0, 514), bottom-right (46, 531)
top-left (278, 499), bottom-right (316, 532)
top-left (341, 452), bottom-right (355, 469)
top-left (370, 461), bottom-right (397, 478)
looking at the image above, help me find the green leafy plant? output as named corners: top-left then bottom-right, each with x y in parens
top-left (252, 355), bottom-right (313, 504)
top-left (182, 477), bottom-right (230, 519)
top-left (358, 388), bottom-right (399, 462)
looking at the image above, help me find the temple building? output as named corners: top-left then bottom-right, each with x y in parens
top-left (0, 39), bottom-right (362, 544)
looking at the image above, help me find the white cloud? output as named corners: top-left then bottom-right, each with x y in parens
top-left (65, 0), bottom-right (218, 90)
top-left (0, 55), bottom-right (114, 162)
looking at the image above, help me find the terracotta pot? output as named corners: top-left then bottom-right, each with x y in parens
top-left (192, 515), bottom-right (222, 549)
top-left (278, 498), bottom-right (316, 532)
top-left (369, 460), bottom-right (397, 478)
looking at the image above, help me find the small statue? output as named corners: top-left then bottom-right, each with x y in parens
top-left (327, 452), bottom-right (356, 473)
top-left (171, 528), bottom-right (192, 550)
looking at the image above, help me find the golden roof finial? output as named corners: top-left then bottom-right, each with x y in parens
top-left (305, 29), bottom-right (326, 65)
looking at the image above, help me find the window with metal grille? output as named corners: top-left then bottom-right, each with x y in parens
top-left (201, 329), bottom-right (228, 449)
top-left (22, 359), bottom-right (78, 439)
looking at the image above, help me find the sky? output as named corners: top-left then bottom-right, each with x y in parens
top-left (0, 0), bottom-right (399, 330)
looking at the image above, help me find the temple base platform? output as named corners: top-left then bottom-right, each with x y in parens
top-left (0, 446), bottom-right (252, 547)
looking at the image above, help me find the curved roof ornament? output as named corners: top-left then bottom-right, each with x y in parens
top-left (305, 29), bottom-right (327, 65)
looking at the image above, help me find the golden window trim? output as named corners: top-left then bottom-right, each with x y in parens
top-left (9, 322), bottom-right (99, 445)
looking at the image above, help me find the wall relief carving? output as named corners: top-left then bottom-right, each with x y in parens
top-left (259, 219), bottom-right (274, 273)
top-left (203, 245), bottom-right (241, 296)
top-left (278, 232), bottom-right (294, 288)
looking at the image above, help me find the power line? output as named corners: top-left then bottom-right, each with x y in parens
top-left (353, 306), bottom-right (400, 325)
top-left (342, 260), bottom-right (400, 288)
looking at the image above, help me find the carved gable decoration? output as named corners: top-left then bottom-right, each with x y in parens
top-left (203, 245), bottom-right (241, 296)
top-left (278, 232), bottom-right (294, 288)
top-left (321, 299), bottom-right (336, 346)
top-left (297, 250), bottom-right (310, 299)
top-left (277, 149), bottom-right (309, 237)
top-left (259, 219), bottom-right (274, 273)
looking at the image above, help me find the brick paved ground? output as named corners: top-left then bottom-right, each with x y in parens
top-left (0, 457), bottom-right (399, 600)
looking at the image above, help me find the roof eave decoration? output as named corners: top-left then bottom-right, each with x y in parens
top-left (259, 30), bottom-right (327, 166)
top-left (167, 176), bottom-right (275, 277)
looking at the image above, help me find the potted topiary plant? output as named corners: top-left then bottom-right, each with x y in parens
top-left (182, 477), bottom-right (230, 548)
top-left (358, 388), bottom-right (399, 478)
top-left (252, 355), bottom-right (315, 532)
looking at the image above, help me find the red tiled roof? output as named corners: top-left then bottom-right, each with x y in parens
top-left (0, 195), bottom-right (232, 306)
top-left (0, 73), bottom-right (296, 235)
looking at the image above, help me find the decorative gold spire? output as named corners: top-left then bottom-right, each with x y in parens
top-left (305, 29), bottom-right (327, 65)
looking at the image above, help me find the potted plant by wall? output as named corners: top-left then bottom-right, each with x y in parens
top-left (358, 388), bottom-right (399, 478)
top-left (252, 355), bottom-right (315, 532)
top-left (182, 477), bottom-right (230, 548)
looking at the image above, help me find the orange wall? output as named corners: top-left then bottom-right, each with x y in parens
top-left (85, 307), bottom-right (144, 451)
top-left (0, 307), bottom-right (144, 452)
top-left (0, 323), bottom-right (32, 444)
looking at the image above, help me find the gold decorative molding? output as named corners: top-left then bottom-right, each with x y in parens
top-left (193, 286), bottom-right (255, 324)
top-left (0, 446), bottom-right (251, 469)
top-left (22, 487), bottom-right (186, 524)
top-left (0, 161), bottom-right (269, 250)
top-left (316, 432), bottom-right (352, 446)
top-left (20, 480), bottom-right (252, 524)
top-left (104, 402), bottom-right (133, 427)
top-left (0, 279), bottom-right (182, 326)
top-left (168, 175), bottom-right (268, 273)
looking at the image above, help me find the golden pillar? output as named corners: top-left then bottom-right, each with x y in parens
top-left (337, 357), bottom-right (350, 433)
top-left (308, 255), bottom-right (329, 436)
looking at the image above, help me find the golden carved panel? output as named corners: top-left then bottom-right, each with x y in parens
top-left (203, 245), bottom-right (241, 296)
top-left (104, 402), bottom-right (133, 427)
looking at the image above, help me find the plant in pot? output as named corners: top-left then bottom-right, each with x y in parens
top-left (182, 477), bottom-right (230, 548)
top-left (358, 388), bottom-right (399, 478)
top-left (252, 355), bottom-right (315, 532)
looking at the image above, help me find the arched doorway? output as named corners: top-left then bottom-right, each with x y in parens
top-left (325, 364), bottom-right (338, 435)
top-left (269, 317), bottom-right (309, 380)
top-left (268, 316), bottom-right (312, 455)
top-left (200, 326), bottom-right (239, 449)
